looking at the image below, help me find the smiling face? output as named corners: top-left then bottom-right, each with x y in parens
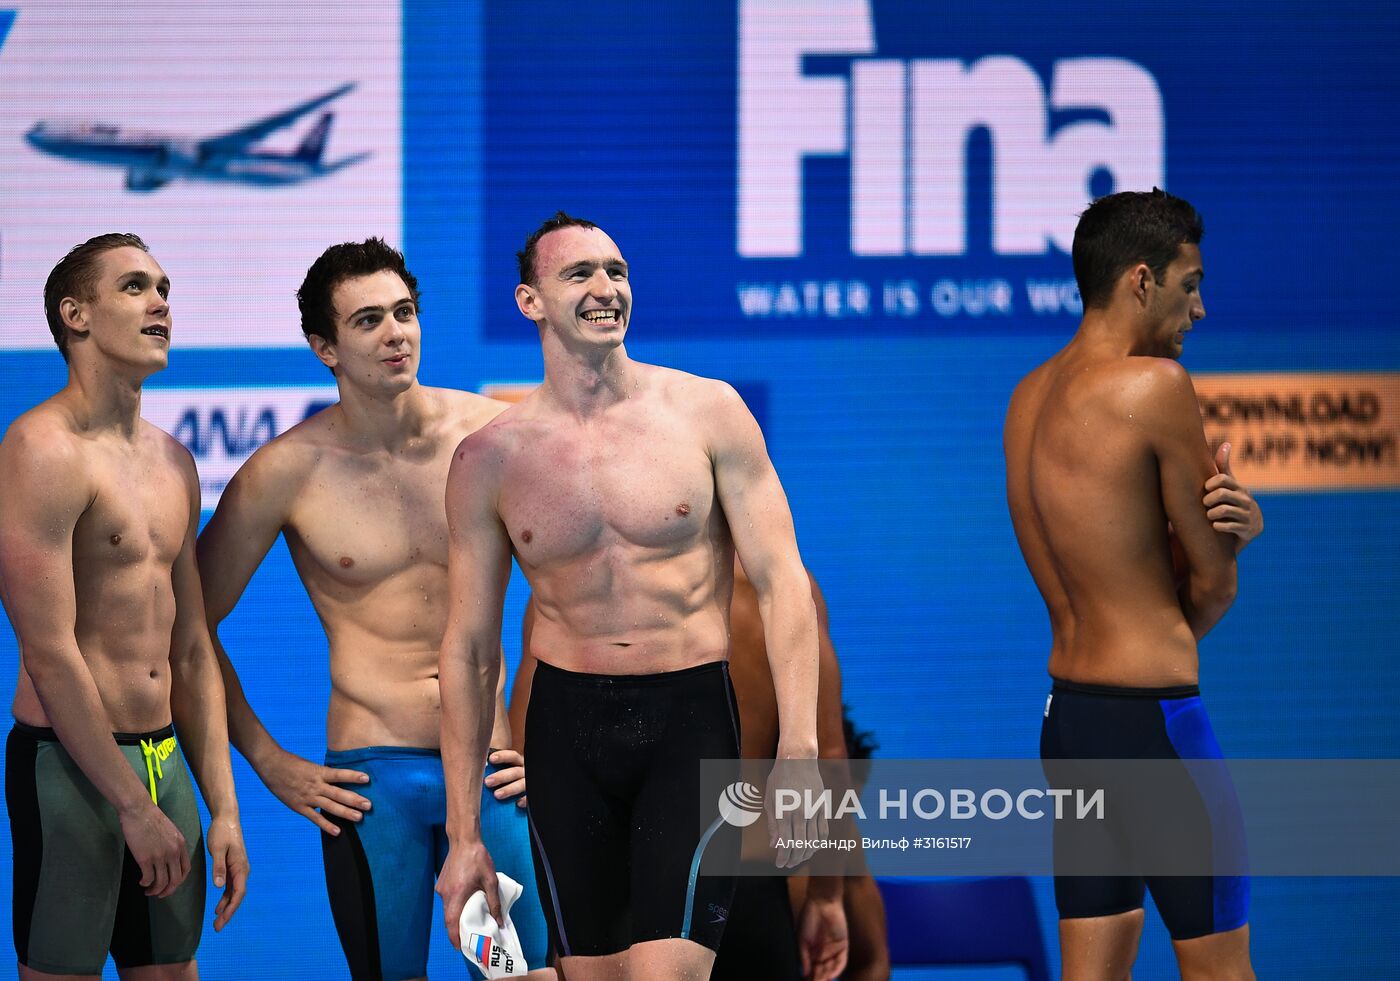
top-left (310, 269), bottom-right (421, 393)
top-left (62, 246), bottom-right (172, 374)
top-left (516, 225), bottom-right (631, 350)
top-left (1146, 243), bottom-right (1206, 358)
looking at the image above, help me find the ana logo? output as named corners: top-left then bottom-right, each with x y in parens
top-left (717, 781), bottom-right (764, 828)
top-left (143, 386), bottom-right (338, 507)
top-left (738, 0), bottom-right (1164, 257)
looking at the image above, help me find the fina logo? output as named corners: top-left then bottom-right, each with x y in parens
top-left (737, 0), bottom-right (1165, 257)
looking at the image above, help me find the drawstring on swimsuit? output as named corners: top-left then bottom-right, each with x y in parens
top-left (140, 738), bottom-right (166, 804)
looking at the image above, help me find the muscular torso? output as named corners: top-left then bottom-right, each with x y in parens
top-left (273, 388), bottom-right (506, 749)
top-left (500, 367), bottom-right (734, 674)
top-left (1005, 350), bottom-right (1198, 686)
top-left (7, 414), bottom-right (190, 731)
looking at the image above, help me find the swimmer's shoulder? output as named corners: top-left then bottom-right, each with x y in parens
top-left (448, 394), bottom-right (535, 478)
top-left (0, 401), bottom-right (90, 496)
top-left (425, 386), bottom-right (512, 440)
top-left (220, 408), bottom-right (331, 507)
top-left (645, 364), bottom-right (751, 418)
top-left (1102, 356), bottom-right (1197, 423)
top-left (1006, 358), bottom-right (1058, 427)
top-left (1, 399), bottom-right (81, 454)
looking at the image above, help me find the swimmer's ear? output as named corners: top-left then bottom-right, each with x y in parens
top-left (1128, 263), bottom-right (1153, 307)
top-left (515, 282), bottom-right (542, 323)
top-left (307, 332), bottom-right (339, 373)
top-left (58, 296), bottom-right (90, 342)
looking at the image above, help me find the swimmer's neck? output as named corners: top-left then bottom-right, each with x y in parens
top-left (1071, 307), bottom-right (1164, 359)
top-left (330, 379), bottom-right (436, 451)
top-left (538, 336), bottom-right (638, 417)
top-left (58, 364), bottom-right (148, 440)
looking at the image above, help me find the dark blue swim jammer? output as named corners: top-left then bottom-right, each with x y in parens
top-left (1040, 679), bottom-right (1250, 941)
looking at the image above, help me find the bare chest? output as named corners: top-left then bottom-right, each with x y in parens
top-left (288, 451), bottom-right (452, 586)
top-left (500, 424), bottom-right (717, 565)
top-left (72, 449), bottom-right (187, 572)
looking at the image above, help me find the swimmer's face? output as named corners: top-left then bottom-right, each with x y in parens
top-left (64, 246), bottom-right (172, 374)
top-left (1148, 243), bottom-right (1205, 359)
top-left (516, 225), bottom-right (631, 348)
top-left (315, 270), bottom-right (421, 391)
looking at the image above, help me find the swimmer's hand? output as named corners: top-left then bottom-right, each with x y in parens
top-left (766, 757), bottom-right (829, 869)
top-left (438, 839), bottom-right (503, 949)
top-left (207, 813), bottom-right (249, 931)
top-left (797, 892), bottom-right (849, 981)
top-left (486, 748), bottom-right (528, 808)
top-left (118, 799), bottom-right (190, 899)
top-left (1205, 442), bottom-right (1264, 550)
top-left (257, 747), bottom-right (371, 836)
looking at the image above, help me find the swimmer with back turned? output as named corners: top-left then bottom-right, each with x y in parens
top-left (1005, 190), bottom-right (1263, 981)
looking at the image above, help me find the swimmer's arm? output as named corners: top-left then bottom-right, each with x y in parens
top-left (438, 433), bottom-right (512, 936)
top-left (0, 429), bottom-right (155, 816)
top-left (1143, 362), bottom-right (1237, 638)
top-left (167, 447), bottom-right (249, 925)
top-left (197, 444), bottom-right (300, 770)
top-left (440, 435), bottom-right (512, 840)
top-left (840, 873), bottom-right (892, 981)
top-left (169, 447), bottom-right (240, 821)
top-left (709, 384), bottom-right (819, 758)
top-left (811, 579), bottom-right (849, 887)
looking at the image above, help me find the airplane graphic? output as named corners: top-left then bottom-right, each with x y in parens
top-left (25, 82), bottom-right (370, 192)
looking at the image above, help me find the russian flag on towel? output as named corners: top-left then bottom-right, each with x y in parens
top-left (469, 934), bottom-right (493, 964)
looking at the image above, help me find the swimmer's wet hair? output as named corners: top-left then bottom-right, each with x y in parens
top-left (517, 211), bottom-right (598, 285)
top-left (44, 233), bottom-right (150, 363)
top-left (1072, 188), bottom-right (1203, 311)
top-left (297, 237), bottom-right (420, 346)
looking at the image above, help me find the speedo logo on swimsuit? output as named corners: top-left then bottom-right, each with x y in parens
top-left (707, 902), bottom-right (729, 925)
top-left (139, 736), bottom-right (178, 804)
top-left (717, 781), bottom-right (764, 828)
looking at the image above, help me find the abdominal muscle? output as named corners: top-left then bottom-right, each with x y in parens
top-left (12, 647), bottom-right (173, 734)
top-left (525, 592), bottom-right (732, 676)
top-left (13, 613), bottom-right (176, 733)
top-left (326, 641), bottom-right (442, 751)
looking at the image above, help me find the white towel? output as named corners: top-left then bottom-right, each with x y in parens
top-left (459, 872), bottom-right (529, 978)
